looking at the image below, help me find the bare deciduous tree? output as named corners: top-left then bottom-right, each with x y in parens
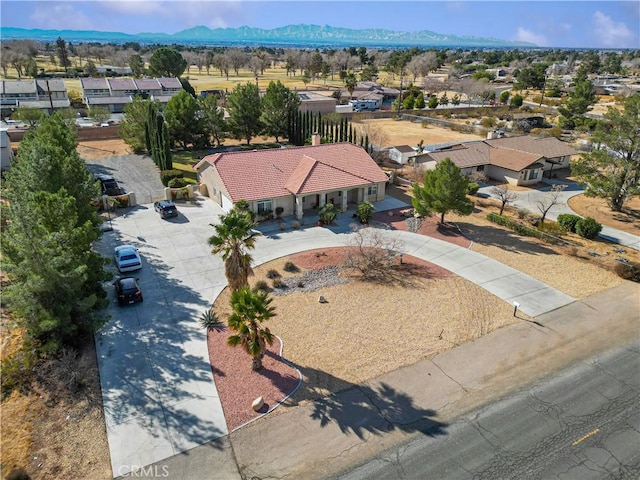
top-left (343, 226), bottom-right (404, 281)
top-left (491, 185), bottom-right (519, 215)
top-left (535, 184), bottom-right (567, 224)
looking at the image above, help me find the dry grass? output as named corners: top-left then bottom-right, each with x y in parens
top-left (358, 118), bottom-right (483, 147)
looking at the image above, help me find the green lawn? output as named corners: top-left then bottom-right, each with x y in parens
top-left (171, 149), bottom-right (209, 180)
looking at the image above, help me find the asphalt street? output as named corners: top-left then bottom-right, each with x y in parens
top-left (336, 342), bottom-right (640, 480)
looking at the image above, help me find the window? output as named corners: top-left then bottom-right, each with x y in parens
top-left (476, 165), bottom-right (485, 172)
top-left (367, 184), bottom-right (378, 196)
top-left (257, 200), bottom-right (272, 213)
top-left (530, 169), bottom-right (539, 180)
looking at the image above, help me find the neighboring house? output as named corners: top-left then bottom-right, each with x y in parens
top-left (1, 128), bottom-right (14, 171)
top-left (387, 145), bottom-right (417, 165)
top-left (352, 81), bottom-right (399, 104)
top-left (415, 135), bottom-right (579, 186)
top-left (297, 91), bottom-right (338, 114)
top-left (81, 77), bottom-right (183, 113)
top-left (96, 65), bottom-right (133, 75)
top-left (194, 136), bottom-right (387, 219)
top-left (349, 92), bottom-right (383, 111)
top-left (0, 78), bottom-right (70, 115)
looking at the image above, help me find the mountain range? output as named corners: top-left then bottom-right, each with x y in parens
top-left (0, 24), bottom-right (536, 48)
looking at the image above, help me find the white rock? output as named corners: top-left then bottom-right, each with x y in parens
top-left (252, 396), bottom-right (264, 411)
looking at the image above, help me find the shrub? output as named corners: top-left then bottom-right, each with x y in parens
top-left (480, 117), bottom-right (496, 128)
top-left (272, 278), bottom-right (285, 289)
top-left (575, 217), bottom-right (602, 239)
top-left (614, 262), bottom-right (640, 282)
top-left (254, 280), bottom-right (271, 292)
top-left (266, 269), bottom-right (281, 279)
top-left (467, 182), bottom-right (480, 195)
top-left (168, 177), bottom-right (187, 188)
top-left (537, 221), bottom-right (566, 236)
top-left (1, 347), bottom-right (39, 398)
top-left (160, 169), bottom-right (183, 186)
top-left (199, 309), bottom-right (223, 331)
top-left (275, 206), bottom-right (284, 217)
top-left (283, 261), bottom-right (299, 273)
top-left (296, 280), bottom-right (305, 288)
top-left (516, 208), bottom-right (530, 220)
top-left (291, 220), bottom-right (300, 229)
top-left (557, 213), bottom-right (582, 232)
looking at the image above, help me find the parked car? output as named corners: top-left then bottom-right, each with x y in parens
top-left (114, 277), bottom-right (143, 306)
top-left (114, 245), bottom-right (142, 273)
top-left (154, 200), bottom-right (178, 219)
top-left (95, 173), bottom-right (124, 196)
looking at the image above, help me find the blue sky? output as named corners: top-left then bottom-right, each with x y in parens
top-left (1, 1), bottom-right (639, 48)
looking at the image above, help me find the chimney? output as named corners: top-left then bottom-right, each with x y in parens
top-left (311, 133), bottom-right (321, 147)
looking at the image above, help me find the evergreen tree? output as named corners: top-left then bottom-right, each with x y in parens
top-left (412, 158), bottom-right (474, 223)
top-left (227, 82), bottom-right (263, 145)
top-left (2, 114), bottom-right (109, 353)
top-left (200, 94), bottom-right (227, 148)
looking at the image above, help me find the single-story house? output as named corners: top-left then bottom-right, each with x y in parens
top-left (415, 135), bottom-right (579, 186)
top-left (387, 145), bottom-right (417, 165)
top-left (297, 91), bottom-right (338, 114)
top-left (194, 136), bottom-right (387, 219)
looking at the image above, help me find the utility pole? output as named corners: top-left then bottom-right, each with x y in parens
top-left (396, 74), bottom-right (403, 120)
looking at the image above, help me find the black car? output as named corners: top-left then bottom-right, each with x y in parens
top-left (95, 174), bottom-right (124, 196)
top-left (114, 277), bottom-right (143, 306)
top-left (154, 200), bottom-right (178, 219)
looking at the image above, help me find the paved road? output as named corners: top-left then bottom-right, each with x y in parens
top-left (337, 342), bottom-right (640, 480)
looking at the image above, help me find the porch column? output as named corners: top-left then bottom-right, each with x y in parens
top-left (319, 193), bottom-right (327, 207)
top-left (341, 189), bottom-right (348, 212)
top-left (296, 196), bottom-right (303, 220)
top-left (358, 187), bottom-right (365, 203)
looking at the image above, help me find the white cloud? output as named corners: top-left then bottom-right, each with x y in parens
top-left (513, 27), bottom-right (548, 46)
top-left (29, 4), bottom-right (95, 30)
top-left (592, 11), bottom-right (637, 48)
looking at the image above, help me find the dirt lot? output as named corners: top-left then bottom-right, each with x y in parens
top-left (358, 117), bottom-right (483, 147)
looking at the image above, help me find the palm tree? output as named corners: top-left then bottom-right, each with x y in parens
top-left (209, 207), bottom-right (260, 292)
top-left (344, 71), bottom-right (357, 99)
top-left (227, 287), bottom-right (276, 371)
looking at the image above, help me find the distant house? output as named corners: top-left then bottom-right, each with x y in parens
top-left (81, 77), bottom-right (183, 113)
top-left (0, 78), bottom-right (70, 115)
top-left (96, 65), bottom-right (133, 75)
top-left (352, 81), bottom-right (399, 104)
top-left (1, 128), bottom-right (13, 171)
top-left (194, 137), bottom-right (387, 219)
top-left (297, 91), bottom-right (337, 114)
top-left (387, 145), bottom-right (417, 165)
top-left (415, 135), bottom-right (578, 186)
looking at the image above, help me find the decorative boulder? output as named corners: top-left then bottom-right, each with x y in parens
top-left (318, 295), bottom-right (328, 303)
top-left (252, 396), bottom-right (264, 412)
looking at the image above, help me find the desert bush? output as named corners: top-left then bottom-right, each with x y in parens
top-left (480, 117), bottom-right (496, 128)
top-left (1, 347), bottom-right (39, 398)
top-left (557, 213), bottom-right (582, 232)
top-left (468, 172), bottom-right (489, 184)
top-left (283, 261), bottom-right (299, 273)
top-left (266, 269), bottom-right (281, 279)
top-left (296, 280), bottom-right (305, 288)
top-left (254, 280), bottom-right (271, 292)
top-left (537, 221), bottom-right (566, 236)
top-left (199, 309), bottom-right (223, 331)
top-left (467, 182), bottom-right (480, 195)
top-left (291, 220), bottom-right (300, 229)
top-left (575, 217), bottom-right (602, 239)
top-left (614, 262), bottom-right (640, 282)
top-left (272, 278), bottom-right (285, 289)
top-left (516, 208), bottom-right (530, 220)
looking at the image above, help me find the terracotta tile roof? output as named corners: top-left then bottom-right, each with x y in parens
top-left (196, 143), bottom-right (387, 202)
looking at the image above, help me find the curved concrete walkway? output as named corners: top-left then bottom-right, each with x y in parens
top-left (98, 197), bottom-right (575, 477)
top-left (479, 181), bottom-right (640, 251)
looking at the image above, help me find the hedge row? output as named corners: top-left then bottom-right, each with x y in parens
top-left (486, 212), bottom-right (567, 245)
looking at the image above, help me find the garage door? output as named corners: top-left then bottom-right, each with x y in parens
top-left (221, 194), bottom-right (233, 212)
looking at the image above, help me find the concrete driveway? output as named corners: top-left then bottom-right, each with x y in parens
top-left (96, 196), bottom-right (576, 477)
top-left (94, 198), bottom-right (229, 476)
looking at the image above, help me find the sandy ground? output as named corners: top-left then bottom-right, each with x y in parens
top-left (358, 118), bottom-right (483, 147)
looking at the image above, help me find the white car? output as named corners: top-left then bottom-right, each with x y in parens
top-left (114, 245), bottom-right (142, 273)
